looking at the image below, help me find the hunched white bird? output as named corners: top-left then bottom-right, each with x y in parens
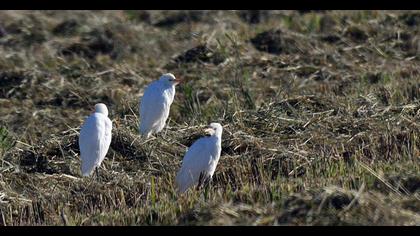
top-left (79, 103), bottom-right (112, 177)
top-left (176, 123), bottom-right (223, 193)
top-left (139, 73), bottom-right (181, 138)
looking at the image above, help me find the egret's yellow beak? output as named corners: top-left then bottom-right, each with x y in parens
top-left (204, 127), bottom-right (214, 135)
top-left (174, 78), bottom-right (183, 85)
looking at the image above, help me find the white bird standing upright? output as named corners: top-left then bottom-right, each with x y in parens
top-left (176, 123), bottom-right (223, 193)
top-left (139, 73), bottom-right (181, 138)
top-left (79, 103), bottom-right (112, 177)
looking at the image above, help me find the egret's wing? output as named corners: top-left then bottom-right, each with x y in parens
top-left (97, 116), bottom-right (112, 167)
top-left (79, 113), bottom-right (109, 176)
top-left (139, 82), bottom-right (167, 134)
top-left (176, 137), bottom-right (212, 192)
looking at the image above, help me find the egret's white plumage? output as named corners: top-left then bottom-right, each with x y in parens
top-left (79, 103), bottom-right (112, 176)
top-left (176, 123), bottom-right (223, 193)
top-left (139, 73), bottom-right (180, 138)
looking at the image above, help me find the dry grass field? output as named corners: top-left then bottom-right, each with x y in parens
top-left (0, 10), bottom-right (419, 225)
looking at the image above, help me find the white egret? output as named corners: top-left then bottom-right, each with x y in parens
top-left (176, 123), bottom-right (223, 193)
top-left (139, 73), bottom-right (181, 138)
top-left (79, 103), bottom-right (112, 177)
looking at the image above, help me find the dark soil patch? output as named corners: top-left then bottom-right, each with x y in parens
top-left (275, 96), bottom-right (333, 115)
top-left (35, 89), bottom-right (114, 109)
top-left (250, 29), bottom-right (300, 55)
top-left (60, 29), bottom-right (116, 59)
top-left (344, 26), bottom-right (368, 43)
top-left (125, 10), bottom-right (151, 24)
top-left (277, 195), bottom-right (312, 224)
top-left (110, 127), bottom-right (148, 162)
top-left (364, 72), bottom-right (384, 84)
top-left (238, 10), bottom-right (271, 24)
top-left (399, 12), bottom-right (420, 27)
top-left (321, 191), bottom-right (353, 210)
top-left (60, 43), bottom-right (96, 59)
top-left (172, 45), bottom-right (226, 65)
top-left (389, 175), bottom-right (420, 194)
top-left (374, 174), bottom-right (420, 194)
top-left (0, 71), bottom-right (29, 99)
top-left (320, 34), bottom-right (341, 44)
top-left (52, 19), bottom-right (80, 36)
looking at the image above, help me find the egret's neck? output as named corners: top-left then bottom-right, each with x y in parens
top-left (213, 129), bottom-right (223, 141)
top-left (95, 107), bottom-right (108, 117)
top-left (163, 84), bottom-right (176, 100)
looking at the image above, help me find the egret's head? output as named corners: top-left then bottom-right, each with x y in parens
top-left (95, 103), bottom-right (109, 116)
top-left (204, 122), bottom-right (223, 137)
top-left (159, 73), bottom-right (181, 86)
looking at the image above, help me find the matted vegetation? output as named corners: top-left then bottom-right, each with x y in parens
top-left (0, 10), bottom-right (419, 225)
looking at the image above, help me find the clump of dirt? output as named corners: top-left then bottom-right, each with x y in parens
top-left (320, 34), bottom-right (341, 44)
top-left (35, 89), bottom-right (114, 109)
top-left (364, 72), bottom-right (384, 84)
top-left (238, 10), bottom-right (271, 24)
top-left (396, 34), bottom-right (420, 56)
top-left (0, 71), bottom-right (30, 99)
top-left (277, 187), bottom-right (355, 225)
top-left (344, 26), bottom-right (368, 43)
top-left (399, 12), bottom-right (420, 27)
top-left (342, 151), bottom-right (354, 165)
top-left (275, 96), bottom-right (334, 115)
top-left (1, 16), bottom-right (48, 47)
top-left (52, 19), bottom-right (80, 36)
top-left (277, 194), bottom-right (313, 224)
top-left (111, 127), bottom-right (148, 162)
top-left (318, 189), bottom-right (354, 210)
top-left (60, 43), bottom-right (95, 58)
top-left (7, 133), bottom-right (78, 175)
top-left (389, 174), bottom-right (420, 194)
top-left (172, 45), bottom-right (226, 65)
top-left (250, 29), bottom-right (301, 55)
top-left (60, 29), bottom-right (116, 59)
top-left (125, 10), bottom-right (151, 24)
top-left (373, 173), bottom-right (420, 194)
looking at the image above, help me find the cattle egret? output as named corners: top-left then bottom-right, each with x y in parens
top-left (176, 123), bottom-right (223, 193)
top-left (79, 103), bottom-right (112, 177)
top-left (139, 73), bottom-right (181, 138)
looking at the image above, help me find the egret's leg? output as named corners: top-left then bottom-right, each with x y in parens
top-left (202, 176), bottom-right (212, 200)
top-left (200, 174), bottom-right (211, 200)
top-left (96, 167), bottom-right (100, 182)
top-left (196, 172), bottom-right (205, 191)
